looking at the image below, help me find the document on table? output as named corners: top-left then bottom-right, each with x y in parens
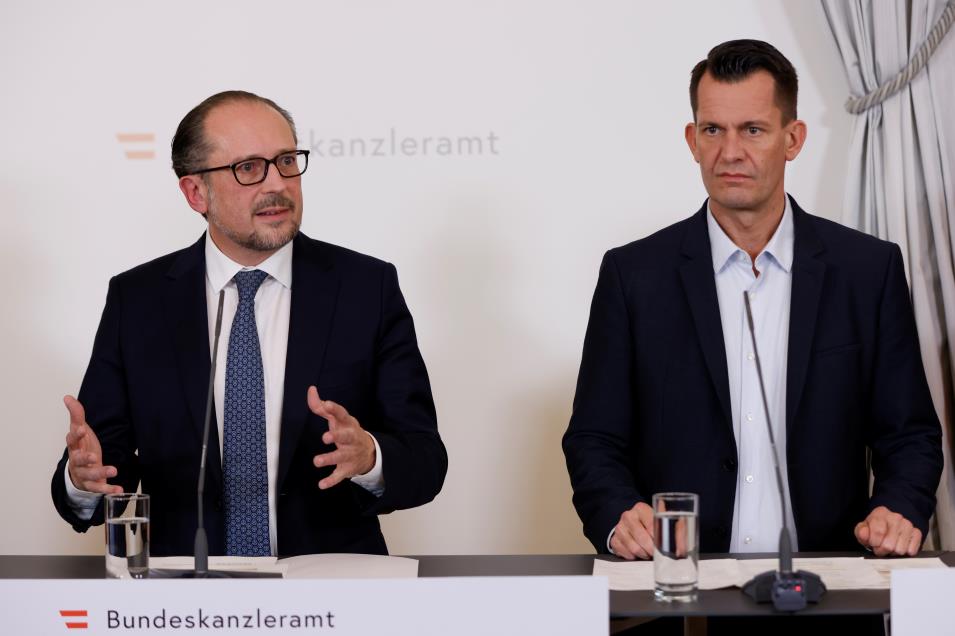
top-left (150, 556), bottom-right (287, 575)
top-left (863, 557), bottom-right (949, 589)
top-left (280, 553), bottom-right (419, 579)
top-left (149, 553), bottom-right (419, 579)
top-left (593, 556), bottom-right (946, 591)
top-left (592, 558), bottom-right (739, 591)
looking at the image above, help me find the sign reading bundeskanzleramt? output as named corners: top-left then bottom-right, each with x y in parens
top-left (0, 577), bottom-right (607, 635)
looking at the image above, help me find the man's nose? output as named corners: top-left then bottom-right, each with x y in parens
top-left (260, 161), bottom-right (288, 191)
top-left (720, 131), bottom-right (744, 161)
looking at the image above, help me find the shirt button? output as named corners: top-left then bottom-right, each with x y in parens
top-left (746, 413), bottom-right (754, 422)
top-left (744, 536), bottom-right (752, 545)
top-left (747, 353), bottom-right (755, 361)
top-left (745, 475), bottom-right (754, 483)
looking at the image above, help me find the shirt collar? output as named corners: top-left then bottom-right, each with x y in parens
top-left (706, 196), bottom-right (794, 274)
top-left (204, 233), bottom-right (294, 293)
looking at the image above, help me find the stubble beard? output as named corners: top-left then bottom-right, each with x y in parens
top-left (207, 191), bottom-right (301, 253)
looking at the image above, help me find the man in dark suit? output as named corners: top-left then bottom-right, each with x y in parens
top-left (52, 91), bottom-right (447, 557)
top-left (563, 40), bottom-right (942, 560)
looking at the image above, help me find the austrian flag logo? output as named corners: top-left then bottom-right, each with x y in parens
top-left (59, 610), bottom-right (88, 629)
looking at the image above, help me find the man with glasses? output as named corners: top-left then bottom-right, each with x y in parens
top-left (52, 91), bottom-right (447, 557)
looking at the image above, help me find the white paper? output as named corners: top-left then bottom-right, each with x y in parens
top-left (280, 553), bottom-right (419, 579)
top-left (149, 555), bottom-right (287, 575)
top-left (593, 556), bottom-right (947, 591)
top-left (734, 557), bottom-right (883, 590)
top-left (866, 557), bottom-right (947, 589)
top-left (592, 558), bottom-right (738, 591)
top-left (592, 558), bottom-right (655, 591)
top-left (698, 558), bottom-right (741, 589)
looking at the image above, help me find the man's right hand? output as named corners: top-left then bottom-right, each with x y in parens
top-left (610, 501), bottom-right (655, 560)
top-left (64, 395), bottom-right (122, 495)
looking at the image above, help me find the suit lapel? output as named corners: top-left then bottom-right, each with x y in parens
top-left (786, 199), bottom-right (826, 433)
top-left (277, 233), bottom-right (341, 491)
top-left (678, 205), bottom-right (733, 433)
top-left (162, 234), bottom-right (223, 478)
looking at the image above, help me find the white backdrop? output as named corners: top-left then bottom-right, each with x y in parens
top-left (0, 1), bottom-right (853, 555)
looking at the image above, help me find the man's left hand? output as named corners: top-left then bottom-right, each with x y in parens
top-left (854, 505), bottom-right (922, 556)
top-left (307, 386), bottom-right (376, 490)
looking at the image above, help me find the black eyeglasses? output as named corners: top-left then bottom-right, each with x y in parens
top-left (191, 150), bottom-right (310, 186)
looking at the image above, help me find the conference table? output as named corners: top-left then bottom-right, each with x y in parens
top-left (2, 552), bottom-right (951, 634)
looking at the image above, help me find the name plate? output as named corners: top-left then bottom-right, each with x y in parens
top-left (892, 568), bottom-right (955, 636)
top-left (0, 576), bottom-right (607, 635)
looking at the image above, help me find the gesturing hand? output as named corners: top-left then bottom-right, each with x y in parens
top-left (64, 395), bottom-right (122, 495)
top-left (307, 386), bottom-right (376, 490)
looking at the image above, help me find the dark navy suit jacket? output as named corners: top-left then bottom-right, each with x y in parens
top-left (52, 232), bottom-right (447, 557)
top-left (563, 198), bottom-right (942, 553)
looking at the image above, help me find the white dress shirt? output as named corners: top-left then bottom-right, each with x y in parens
top-left (708, 196), bottom-right (798, 553)
top-left (65, 234), bottom-right (384, 556)
top-left (607, 198), bottom-right (799, 555)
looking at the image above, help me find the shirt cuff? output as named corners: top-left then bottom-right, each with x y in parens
top-left (607, 527), bottom-right (617, 555)
top-left (349, 433), bottom-right (385, 497)
top-left (63, 461), bottom-right (102, 521)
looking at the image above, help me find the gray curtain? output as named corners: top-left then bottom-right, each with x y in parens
top-left (822, 0), bottom-right (955, 549)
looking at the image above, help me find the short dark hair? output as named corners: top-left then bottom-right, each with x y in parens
top-left (171, 90), bottom-right (298, 177)
top-left (689, 39), bottom-right (798, 123)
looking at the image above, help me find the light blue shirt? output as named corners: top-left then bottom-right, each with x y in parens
top-left (708, 196), bottom-right (798, 553)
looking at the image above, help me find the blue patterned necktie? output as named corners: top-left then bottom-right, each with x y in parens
top-left (223, 269), bottom-right (271, 556)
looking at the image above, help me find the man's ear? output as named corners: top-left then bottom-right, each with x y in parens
top-left (684, 122), bottom-right (700, 163)
top-left (179, 175), bottom-right (209, 216)
top-left (785, 119), bottom-right (808, 162)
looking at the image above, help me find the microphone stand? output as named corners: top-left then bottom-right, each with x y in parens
top-left (157, 290), bottom-right (279, 579)
top-left (739, 292), bottom-right (825, 610)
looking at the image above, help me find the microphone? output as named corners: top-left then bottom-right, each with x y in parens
top-left (163, 291), bottom-right (229, 577)
top-left (157, 289), bottom-right (278, 579)
top-left (739, 291), bottom-right (825, 611)
top-left (194, 289), bottom-right (226, 576)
